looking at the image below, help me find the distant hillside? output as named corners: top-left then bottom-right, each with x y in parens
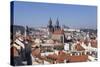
top-left (11, 25), bottom-right (25, 35)
top-left (80, 29), bottom-right (97, 34)
top-left (62, 25), bottom-right (70, 29)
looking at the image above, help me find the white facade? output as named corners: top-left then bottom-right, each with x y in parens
top-left (64, 43), bottom-right (71, 51)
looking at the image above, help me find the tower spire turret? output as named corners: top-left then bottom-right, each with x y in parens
top-left (47, 18), bottom-right (54, 33)
top-left (55, 18), bottom-right (60, 30)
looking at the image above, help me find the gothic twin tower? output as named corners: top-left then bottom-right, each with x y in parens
top-left (47, 18), bottom-right (61, 33)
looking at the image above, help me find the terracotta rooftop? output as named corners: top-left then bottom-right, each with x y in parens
top-left (53, 29), bottom-right (64, 34)
top-left (67, 55), bottom-right (88, 62)
top-left (75, 44), bottom-right (85, 51)
top-left (46, 51), bottom-right (88, 63)
top-left (90, 39), bottom-right (97, 48)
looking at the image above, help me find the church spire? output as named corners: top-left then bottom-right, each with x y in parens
top-left (47, 18), bottom-right (54, 33)
top-left (56, 18), bottom-right (59, 26)
top-left (49, 17), bottom-right (52, 26)
top-left (55, 18), bottom-right (60, 30)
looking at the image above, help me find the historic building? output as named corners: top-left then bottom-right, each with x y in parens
top-left (47, 18), bottom-right (64, 44)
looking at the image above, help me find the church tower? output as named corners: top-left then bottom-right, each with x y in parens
top-left (47, 18), bottom-right (54, 33)
top-left (55, 18), bottom-right (61, 30)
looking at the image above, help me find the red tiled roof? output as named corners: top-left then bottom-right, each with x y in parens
top-left (75, 44), bottom-right (85, 51)
top-left (53, 29), bottom-right (64, 34)
top-left (68, 55), bottom-right (88, 62)
top-left (90, 39), bottom-right (97, 48)
top-left (11, 46), bottom-right (19, 57)
top-left (46, 52), bottom-right (88, 63)
top-left (84, 40), bottom-right (89, 46)
top-left (57, 54), bottom-right (88, 63)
